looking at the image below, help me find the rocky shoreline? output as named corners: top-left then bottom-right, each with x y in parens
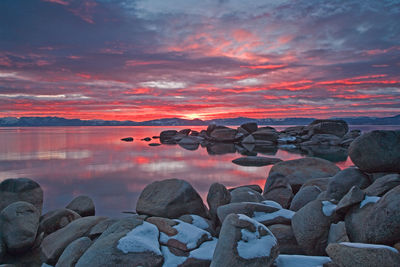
top-left (1, 127), bottom-right (399, 266)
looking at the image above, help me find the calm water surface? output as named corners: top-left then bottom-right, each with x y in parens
top-left (0, 125), bottom-right (399, 217)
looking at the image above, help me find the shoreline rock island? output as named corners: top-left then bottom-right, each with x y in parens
top-left (0, 121), bottom-right (400, 267)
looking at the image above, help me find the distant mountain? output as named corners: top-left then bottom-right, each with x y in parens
top-left (0, 115), bottom-right (399, 127)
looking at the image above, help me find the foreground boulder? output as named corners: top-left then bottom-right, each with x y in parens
top-left (207, 183), bottom-right (231, 225)
top-left (0, 178), bottom-right (43, 214)
top-left (230, 187), bottom-right (264, 203)
top-left (66, 195), bottom-right (95, 217)
top-left (326, 168), bottom-right (370, 200)
top-left (292, 200), bottom-right (338, 255)
top-left (136, 179), bottom-right (208, 219)
top-left (0, 201), bottom-right (40, 254)
top-left (269, 224), bottom-right (304, 254)
top-left (364, 173), bottom-right (400, 196)
top-left (41, 216), bottom-right (106, 265)
top-left (290, 186), bottom-right (322, 211)
top-left (265, 157), bottom-right (340, 193)
top-left (76, 217), bottom-right (163, 267)
top-left (326, 242), bottom-right (400, 267)
top-left (55, 237), bottom-right (92, 267)
top-left (211, 214), bottom-right (279, 267)
top-left (349, 130), bottom-right (400, 173)
top-left (39, 208), bottom-right (81, 236)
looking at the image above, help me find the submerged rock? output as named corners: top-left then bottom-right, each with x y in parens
top-left (232, 156), bottom-right (282, 167)
top-left (136, 179), bottom-right (208, 219)
top-left (121, 137), bottom-right (133, 142)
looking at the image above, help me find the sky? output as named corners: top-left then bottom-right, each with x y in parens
top-left (0, 0), bottom-right (399, 121)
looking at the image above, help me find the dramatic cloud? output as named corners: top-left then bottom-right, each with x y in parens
top-left (0, 0), bottom-right (399, 120)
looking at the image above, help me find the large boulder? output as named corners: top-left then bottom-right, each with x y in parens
top-left (160, 130), bottom-right (179, 143)
top-left (305, 120), bottom-right (349, 138)
top-left (40, 216), bottom-right (107, 265)
top-left (290, 186), bottom-right (322, 211)
top-left (349, 130), bottom-right (400, 173)
top-left (211, 214), bottom-right (279, 267)
top-left (0, 178), bottom-right (43, 214)
top-left (136, 179), bottom-right (208, 219)
top-left (265, 157), bottom-right (340, 193)
top-left (326, 168), bottom-right (370, 201)
top-left (326, 242), bottom-right (400, 267)
top-left (39, 208), bottom-right (81, 236)
top-left (300, 134), bottom-right (342, 146)
top-left (345, 185), bottom-right (400, 245)
top-left (292, 200), bottom-right (338, 255)
top-left (240, 122), bottom-right (258, 134)
top-left (0, 201), bottom-right (40, 254)
top-left (209, 127), bottom-right (239, 142)
top-left (268, 224), bottom-right (304, 254)
top-left (217, 202), bottom-right (279, 225)
top-left (66, 195), bottom-right (95, 217)
top-left (335, 186), bottom-right (365, 215)
top-left (207, 183), bottom-right (231, 225)
top-left (230, 187), bottom-right (264, 203)
top-left (55, 237), bottom-right (92, 267)
top-left (263, 175), bottom-right (293, 209)
top-left (252, 129), bottom-right (279, 143)
top-left (328, 222), bottom-right (349, 244)
top-left (76, 217), bottom-right (163, 267)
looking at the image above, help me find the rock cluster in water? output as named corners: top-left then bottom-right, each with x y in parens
top-left (1, 127), bottom-right (400, 266)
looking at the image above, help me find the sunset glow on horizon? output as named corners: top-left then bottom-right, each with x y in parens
top-left (1, 0), bottom-right (399, 121)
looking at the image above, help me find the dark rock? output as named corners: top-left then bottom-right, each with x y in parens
top-left (292, 200), bottom-right (337, 255)
top-left (342, 129), bottom-right (361, 140)
top-left (40, 216), bottom-right (107, 265)
top-left (55, 237), bottom-right (92, 267)
top-left (326, 242), bottom-right (400, 267)
top-left (149, 143), bottom-right (161, 146)
top-left (0, 178), bottom-right (43, 214)
top-left (121, 137), bottom-right (133, 142)
top-left (76, 217), bottom-right (163, 267)
top-left (290, 186), bottom-right (322, 211)
top-left (136, 179), bottom-right (208, 219)
top-left (206, 143), bottom-right (236, 155)
top-left (335, 186), bottom-right (365, 215)
top-left (349, 130), bottom-right (400, 173)
top-left (228, 185), bottom-right (262, 194)
top-left (269, 224), bottom-right (305, 254)
top-left (299, 145), bottom-right (348, 163)
top-left (305, 120), bottom-right (349, 138)
top-left (88, 218), bottom-right (118, 239)
top-left (179, 129), bottom-right (191, 135)
top-left (252, 129), bottom-right (279, 143)
top-left (326, 168), bottom-right (370, 201)
top-left (66, 195), bottom-right (95, 217)
top-left (217, 202), bottom-right (279, 225)
top-left (209, 128), bottom-right (239, 142)
top-left (232, 156), bottom-right (282, 167)
top-left (39, 208), bottom-right (81, 236)
top-left (266, 157), bottom-right (340, 193)
top-left (301, 178), bottom-right (330, 191)
top-left (210, 214), bottom-right (278, 267)
top-left (301, 134), bottom-right (341, 146)
top-left (240, 122), bottom-right (258, 134)
top-left (364, 173), bottom-right (400, 196)
top-left (160, 130), bottom-right (179, 143)
top-left (141, 137), bottom-right (151, 141)
top-left (327, 222), bottom-right (349, 244)
top-left (0, 201), bottom-right (40, 254)
top-left (230, 187), bottom-right (264, 203)
top-left (190, 130), bottom-right (199, 136)
top-left (207, 183), bottom-right (231, 226)
top-left (263, 175), bottom-right (293, 209)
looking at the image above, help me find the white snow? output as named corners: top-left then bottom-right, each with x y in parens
top-left (117, 221), bottom-right (162, 255)
top-left (278, 136), bottom-right (297, 142)
top-left (253, 209), bottom-right (295, 222)
top-left (189, 238), bottom-right (218, 260)
top-left (275, 254), bottom-right (331, 267)
top-left (159, 219), bottom-right (211, 250)
top-left (161, 246), bottom-right (187, 267)
top-left (236, 214), bottom-right (277, 259)
top-left (248, 191), bottom-right (255, 195)
top-left (261, 200), bottom-right (283, 209)
top-left (360, 195), bottom-right (381, 208)
top-left (322, 201), bottom-right (337, 216)
top-left (340, 242), bottom-right (399, 253)
top-left (190, 215), bottom-right (209, 230)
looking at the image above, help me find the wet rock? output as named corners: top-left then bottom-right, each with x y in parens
top-left (230, 187), bottom-right (264, 203)
top-left (211, 214), bottom-right (278, 267)
top-left (305, 120), bottom-right (349, 138)
top-left (0, 178), bottom-right (43, 214)
top-left (232, 156), bottom-right (282, 167)
top-left (179, 129), bottom-right (191, 135)
top-left (206, 143), bottom-right (236, 155)
top-left (364, 173), bottom-right (400, 196)
top-left (207, 183), bottom-right (231, 225)
top-left (240, 122), bottom-right (258, 134)
top-left (160, 130), bottom-right (179, 144)
top-left (209, 127), bottom-right (239, 142)
top-left (141, 137), bottom-right (151, 141)
top-left (0, 201), bottom-right (40, 254)
top-left (349, 130), bottom-right (400, 173)
top-left (41, 216), bottom-right (107, 265)
top-left (342, 129), bottom-right (361, 140)
top-left (121, 137), bottom-right (133, 142)
top-left (76, 217), bottom-right (163, 267)
top-left (66, 195), bottom-right (95, 217)
top-left (136, 179), bottom-right (208, 219)
top-left (88, 218), bottom-right (118, 239)
top-left (39, 208), bottom-right (81, 236)
top-left (55, 237), bottom-right (92, 267)
top-left (266, 157), bottom-right (340, 193)
top-left (290, 186), bottom-right (322, 211)
top-left (252, 129), bottom-right (279, 143)
top-left (292, 200), bottom-right (337, 255)
top-left (269, 224), bottom-right (304, 254)
top-left (149, 143), bottom-right (161, 146)
top-left (328, 222), bottom-right (349, 244)
top-left (301, 134), bottom-right (342, 146)
top-left (326, 168), bottom-right (370, 201)
top-left (326, 242), bottom-right (400, 267)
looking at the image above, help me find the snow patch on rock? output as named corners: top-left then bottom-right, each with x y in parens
top-left (322, 201), bottom-right (337, 216)
top-left (360, 195), bottom-right (380, 208)
top-left (341, 242), bottom-right (398, 253)
top-left (275, 254), bottom-right (331, 267)
top-left (261, 200), bottom-right (283, 209)
top-left (189, 238), bottom-right (218, 260)
top-left (253, 209), bottom-right (294, 222)
top-left (190, 215), bottom-right (209, 230)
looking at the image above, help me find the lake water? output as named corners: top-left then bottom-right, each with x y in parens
top-left (0, 125), bottom-right (399, 217)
